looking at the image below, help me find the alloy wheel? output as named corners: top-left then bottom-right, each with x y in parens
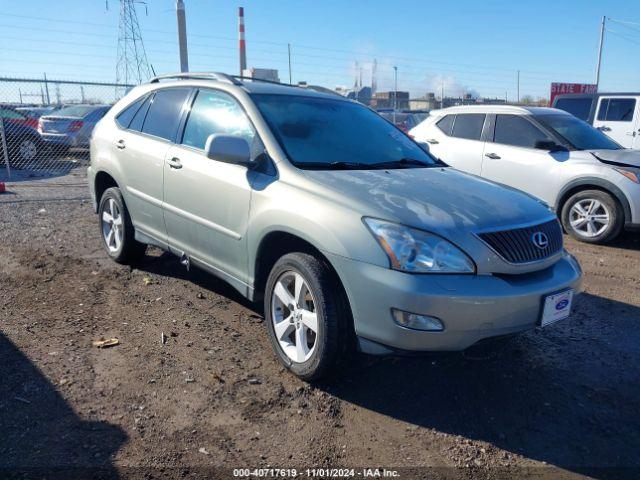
top-left (101, 198), bottom-right (123, 253)
top-left (569, 198), bottom-right (610, 238)
top-left (19, 139), bottom-right (37, 161)
top-left (271, 270), bottom-right (318, 363)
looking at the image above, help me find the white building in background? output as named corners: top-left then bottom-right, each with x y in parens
top-left (242, 68), bottom-right (280, 83)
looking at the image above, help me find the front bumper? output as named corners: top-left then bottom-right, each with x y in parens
top-left (326, 250), bottom-right (583, 353)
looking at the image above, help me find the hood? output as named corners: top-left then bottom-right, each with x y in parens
top-left (590, 149), bottom-right (640, 168)
top-left (302, 167), bottom-right (554, 236)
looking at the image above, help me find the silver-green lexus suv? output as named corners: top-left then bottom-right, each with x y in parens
top-left (89, 73), bottom-right (583, 380)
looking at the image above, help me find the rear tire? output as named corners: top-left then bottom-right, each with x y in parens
top-left (264, 252), bottom-right (350, 381)
top-left (9, 136), bottom-right (40, 164)
top-left (98, 187), bottom-right (146, 264)
top-left (561, 189), bottom-right (623, 244)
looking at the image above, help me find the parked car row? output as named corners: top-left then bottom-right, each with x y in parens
top-left (409, 105), bottom-right (640, 244)
top-left (552, 93), bottom-right (640, 149)
top-left (0, 104), bottom-right (111, 164)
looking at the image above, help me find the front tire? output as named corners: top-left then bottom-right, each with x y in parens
top-left (98, 187), bottom-right (146, 263)
top-left (264, 253), bottom-right (350, 381)
top-left (561, 189), bottom-right (623, 244)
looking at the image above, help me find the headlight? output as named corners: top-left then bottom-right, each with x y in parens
top-left (613, 167), bottom-right (640, 184)
top-left (363, 218), bottom-right (475, 273)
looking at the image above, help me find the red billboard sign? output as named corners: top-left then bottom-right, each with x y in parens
top-left (550, 83), bottom-right (597, 105)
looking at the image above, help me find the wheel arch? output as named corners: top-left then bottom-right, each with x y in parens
top-left (555, 177), bottom-right (631, 223)
top-left (94, 171), bottom-right (120, 212)
top-left (251, 230), bottom-right (346, 304)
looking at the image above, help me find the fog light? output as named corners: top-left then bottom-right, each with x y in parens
top-left (391, 309), bottom-right (444, 331)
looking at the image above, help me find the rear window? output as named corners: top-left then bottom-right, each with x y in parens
top-left (116, 96), bottom-right (147, 128)
top-left (51, 105), bottom-right (98, 117)
top-left (451, 114), bottom-right (485, 140)
top-left (554, 97), bottom-right (593, 121)
top-left (436, 115), bottom-right (454, 135)
top-left (597, 98), bottom-right (636, 122)
top-left (140, 88), bottom-right (191, 141)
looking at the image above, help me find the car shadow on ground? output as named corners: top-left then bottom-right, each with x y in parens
top-left (133, 249), bottom-right (260, 313)
top-left (321, 292), bottom-right (640, 480)
top-left (606, 231), bottom-right (640, 251)
top-left (0, 332), bottom-right (127, 479)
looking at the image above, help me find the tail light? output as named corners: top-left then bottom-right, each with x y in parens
top-left (68, 120), bottom-right (84, 132)
top-left (37, 119), bottom-right (43, 133)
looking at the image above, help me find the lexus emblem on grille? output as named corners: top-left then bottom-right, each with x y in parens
top-left (531, 231), bottom-right (549, 250)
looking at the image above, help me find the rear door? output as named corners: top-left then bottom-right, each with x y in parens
top-left (593, 96), bottom-right (638, 148)
top-left (114, 87), bottom-right (192, 243)
top-left (480, 114), bottom-right (562, 205)
top-left (427, 113), bottom-right (486, 175)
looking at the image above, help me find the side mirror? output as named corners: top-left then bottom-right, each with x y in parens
top-left (534, 139), bottom-right (568, 152)
top-left (205, 134), bottom-right (254, 167)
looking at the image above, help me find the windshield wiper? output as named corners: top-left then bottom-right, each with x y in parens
top-left (297, 161), bottom-right (375, 170)
top-left (370, 158), bottom-right (433, 169)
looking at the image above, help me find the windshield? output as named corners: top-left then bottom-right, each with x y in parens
top-left (251, 94), bottom-right (439, 169)
top-left (535, 114), bottom-right (622, 151)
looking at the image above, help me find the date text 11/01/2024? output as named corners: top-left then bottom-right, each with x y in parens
top-left (233, 468), bottom-right (401, 478)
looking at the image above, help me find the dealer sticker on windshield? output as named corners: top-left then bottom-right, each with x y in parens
top-left (540, 289), bottom-right (574, 327)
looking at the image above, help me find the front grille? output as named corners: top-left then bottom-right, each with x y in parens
top-left (478, 219), bottom-right (563, 264)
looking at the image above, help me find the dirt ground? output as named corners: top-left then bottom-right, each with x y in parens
top-left (1, 169), bottom-right (639, 480)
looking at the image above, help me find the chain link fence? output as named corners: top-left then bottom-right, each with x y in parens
top-left (0, 77), bottom-right (134, 179)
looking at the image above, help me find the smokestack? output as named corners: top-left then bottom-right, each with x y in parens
top-left (371, 59), bottom-right (377, 95)
top-left (239, 7), bottom-right (247, 75)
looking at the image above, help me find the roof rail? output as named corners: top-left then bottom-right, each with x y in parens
top-left (232, 75), bottom-right (288, 86)
top-left (149, 72), bottom-right (242, 85)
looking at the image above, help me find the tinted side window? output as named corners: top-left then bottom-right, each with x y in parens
top-left (597, 98), bottom-right (636, 122)
top-left (554, 97), bottom-right (593, 121)
top-left (141, 88), bottom-right (191, 141)
top-left (182, 89), bottom-right (255, 150)
top-left (129, 95), bottom-right (153, 132)
top-left (493, 115), bottom-right (551, 148)
top-left (451, 114), bottom-right (485, 140)
top-left (436, 115), bottom-right (454, 135)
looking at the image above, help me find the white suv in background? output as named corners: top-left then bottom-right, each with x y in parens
top-left (410, 105), bottom-right (640, 244)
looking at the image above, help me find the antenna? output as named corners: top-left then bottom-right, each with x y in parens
top-left (115, 0), bottom-right (152, 95)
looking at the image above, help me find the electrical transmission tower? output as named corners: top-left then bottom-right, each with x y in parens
top-left (115, 0), bottom-right (152, 95)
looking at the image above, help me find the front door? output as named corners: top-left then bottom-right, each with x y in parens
top-left (480, 114), bottom-right (564, 205)
top-left (163, 88), bottom-right (258, 286)
top-left (593, 96), bottom-right (639, 148)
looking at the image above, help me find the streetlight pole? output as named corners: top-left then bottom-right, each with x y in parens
top-left (393, 65), bottom-right (398, 123)
top-left (596, 16), bottom-right (606, 90)
top-left (176, 0), bottom-right (189, 72)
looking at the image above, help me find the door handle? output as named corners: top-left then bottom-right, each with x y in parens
top-left (597, 126), bottom-right (611, 132)
top-left (426, 139), bottom-right (439, 144)
top-left (167, 157), bottom-right (182, 169)
top-left (485, 152), bottom-right (501, 159)
top-left (116, 139), bottom-right (126, 149)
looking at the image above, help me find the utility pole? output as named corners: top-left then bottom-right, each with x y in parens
top-left (43, 73), bottom-right (51, 105)
top-left (176, 0), bottom-right (189, 72)
top-left (595, 16), bottom-right (606, 90)
top-left (287, 43), bottom-right (292, 84)
top-left (393, 65), bottom-right (398, 123)
top-left (238, 7), bottom-right (247, 76)
top-left (517, 70), bottom-right (520, 103)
